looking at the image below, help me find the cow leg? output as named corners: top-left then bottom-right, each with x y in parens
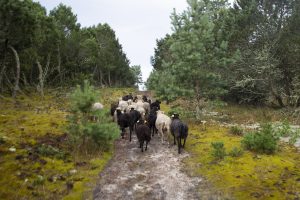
top-left (173, 134), bottom-right (176, 145)
top-left (141, 141), bottom-right (144, 152)
top-left (121, 128), bottom-right (125, 139)
top-left (151, 126), bottom-right (154, 137)
top-left (162, 132), bottom-right (165, 144)
top-left (159, 128), bottom-right (163, 143)
top-left (183, 137), bottom-right (187, 148)
top-left (177, 137), bottom-right (181, 154)
top-left (129, 126), bottom-right (132, 142)
top-left (145, 141), bottom-right (148, 151)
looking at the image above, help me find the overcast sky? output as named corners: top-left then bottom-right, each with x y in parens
top-left (35, 0), bottom-right (189, 84)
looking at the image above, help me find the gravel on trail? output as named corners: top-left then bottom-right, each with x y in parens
top-left (93, 132), bottom-right (201, 200)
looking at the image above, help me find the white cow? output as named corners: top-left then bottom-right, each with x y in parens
top-left (92, 102), bottom-right (104, 110)
top-left (91, 102), bottom-right (104, 121)
top-left (118, 100), bottom-right (128, 112)
top-left (155, 110), bottom-right (171, 144)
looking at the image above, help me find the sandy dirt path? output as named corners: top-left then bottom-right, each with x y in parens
top-left (93, 132), bottom-right (201, 200)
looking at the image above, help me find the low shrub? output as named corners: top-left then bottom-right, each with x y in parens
top-left (229, 126), bottom-right (243, 136)
top-left (32, 175), bottom-right (45, 186)
top-left (168, 106), bottom-right (195, 119)
top-left (289, 129), bottom-right (300, 145)
top-left (273, 120), bottom-right (300, 145)
top-left (241, 123), bottom-right (279, 154)
top-left (273, 120), bottom-right (292, 138)
top-left (228, 147), bottom-right (244, 157)
top-left (211, 141), bottom-right (226, 160)
top-left (67, 80), bottom-right (119, 152)
top-left (37, 144), bottom-right (67, 159)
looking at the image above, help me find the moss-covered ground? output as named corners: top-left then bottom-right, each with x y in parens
top-left (0, 87), bottom-right (135, 200)
top-left (2, 89), bottom-right (299, 199)
top-left (164, 99), bottom-right (300, 200)
top-left (183, 124), bottom-right (300, 199)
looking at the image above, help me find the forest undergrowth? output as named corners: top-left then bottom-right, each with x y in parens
top-left (0, 87), bottom-right (134, 200)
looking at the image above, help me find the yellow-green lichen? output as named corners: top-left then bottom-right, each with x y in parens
top-left (153, 96), bottom-right (300, 199)
top-left (63, 152), bottom-right (113, 200)
top-left (0, 88), bottom-right (135, 200)
top-left (184, 124), bottom-right (300, 200)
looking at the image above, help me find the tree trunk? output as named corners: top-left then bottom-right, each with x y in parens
top-left (268, 74), bottom-right (285, 107)
top-left (99, 68), bottom-right (104, 87)
top-left (0, 65), bottom-right (6, 93)
top-left (8, 45), bottom-right (20, 99)
top-left (4, 71), bottom-right (14, 93)
top-left (36, 60), bottom-right (44, 98)
top-left (45, 53), bottom-right (51, 78)
top-left (93, 65), bottom-right (97, 77)
top-left (296, 96), bottom-right (300, 108)
top-left (22, 72), bottom-right (28, 87)
top-left (108, 71), bottom-right (111, 87)
top-left (270, 84), bottom-right (284, 107)
top-left (194, 80), bottom-right (202, 120)
top-left (0, 45), bottom-right (8, 93)
top-left (93, 65), bottom-right (98, 85)
top-left (280, 58), bottom-right (293, 106)
top-left (275, 94), bottom-right (284, 107)
top-left (57, 45), bottom-right (62, 84)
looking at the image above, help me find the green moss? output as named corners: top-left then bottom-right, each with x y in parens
top-left (0, 88), bottom-right (132, 199)
top-left (185, 124), bottom-right (300, 199)
top-left (63, 181), bottom-right (85, 200)
top-left (160, 102), bottom-right (171, 115)
top-left (63, 152), bottom-right (113, 200)
top-left (149, 96), bottom-right (300, 199)
top-left (89, 152), bottom-right (112, 172)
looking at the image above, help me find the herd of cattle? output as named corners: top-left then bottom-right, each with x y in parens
top-left (109, 93), bottom-right (189, 154)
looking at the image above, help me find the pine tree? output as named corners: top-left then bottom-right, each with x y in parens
top-left (150, 0), bottom-right (235, 117)
top-left (67, 80), bottom-right (119, 151)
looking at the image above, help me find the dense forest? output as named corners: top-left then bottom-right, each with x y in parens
top-left (147, 0), bottom-right (300, 108)
top-left (0, 0), bottom-right (142, 98)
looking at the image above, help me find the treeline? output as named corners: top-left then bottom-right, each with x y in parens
top-left (147, 0), bottom-right (300, 107)
top-left (0, 0), bottom-right (141, 97)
